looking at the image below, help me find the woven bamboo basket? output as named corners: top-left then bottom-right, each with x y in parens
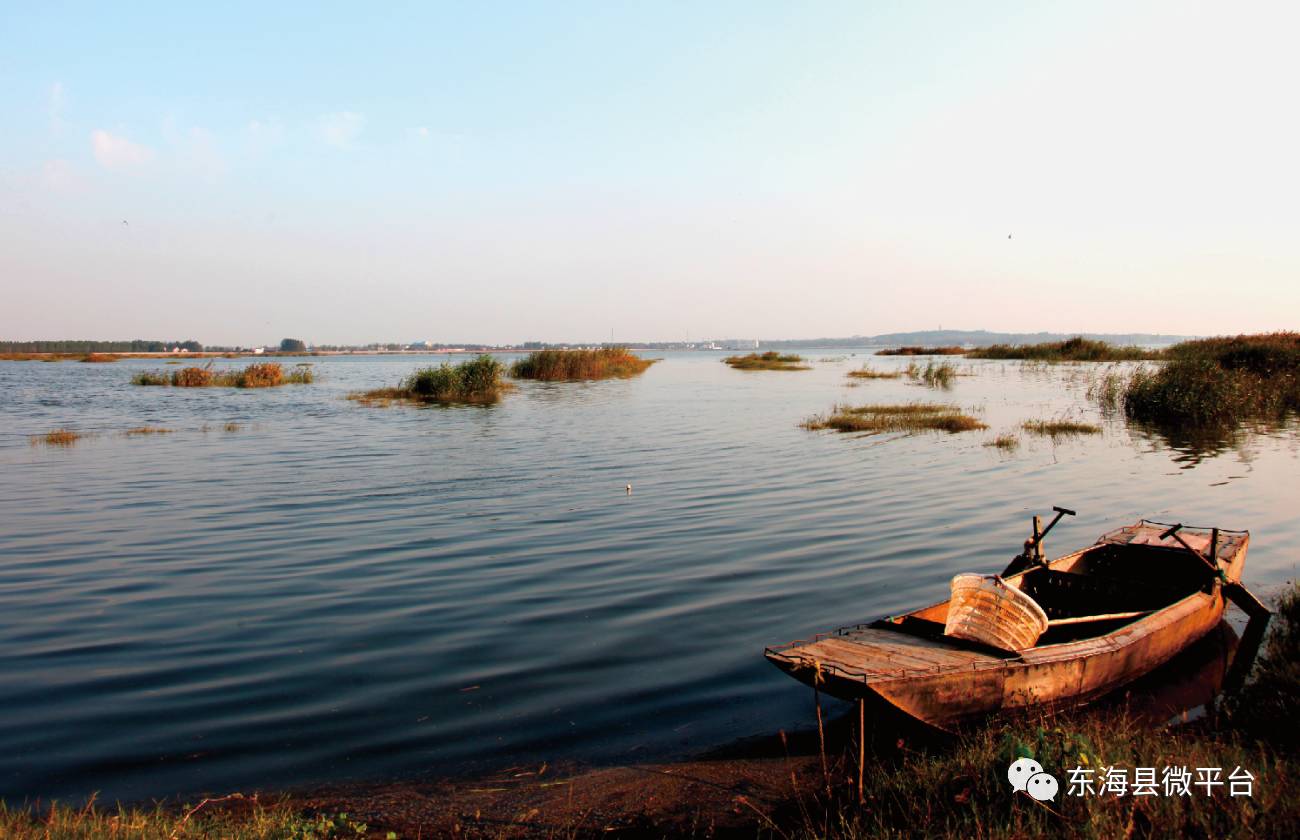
top-left (944, 573), bottom-right (1049, 651)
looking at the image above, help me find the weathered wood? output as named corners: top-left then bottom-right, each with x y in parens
top-left (765, 519), bottom-right (1251, 728)
top-left (1047, 610), bottom-right (1149, 626)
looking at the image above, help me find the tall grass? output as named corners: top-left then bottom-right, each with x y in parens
top-left (724, 351), bottom-right (811, 371)
top-left (510, 348), bottom-right (655, 380)
top-left (803, 403), bottom-right (986, 434)
top-left (906, 360), bottom-right (957, 388)
top-left (351, 355), bottom-right (510, 406)
top-left (968, 336), bottom-right (1161, 361)
top-left (1122, 333), bottom-right (1300, 427)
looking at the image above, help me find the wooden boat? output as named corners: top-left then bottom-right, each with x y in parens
top-left (765, 512), bottom-right (1269, 729)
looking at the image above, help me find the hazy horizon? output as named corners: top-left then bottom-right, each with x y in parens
top-left (4, 1), bottom-right (1298, 345)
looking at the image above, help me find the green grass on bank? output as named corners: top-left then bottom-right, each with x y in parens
top-left (0, 797), bottom-right (388, 840)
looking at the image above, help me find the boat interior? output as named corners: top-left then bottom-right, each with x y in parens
top-left (879, 539), bottom-right (1226, 648)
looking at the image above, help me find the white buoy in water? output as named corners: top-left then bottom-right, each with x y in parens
top-left (625, 484), bottom-right (632, 494)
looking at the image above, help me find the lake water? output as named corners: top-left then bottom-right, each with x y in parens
top-left (1, 352), bottom-right (1296, 802)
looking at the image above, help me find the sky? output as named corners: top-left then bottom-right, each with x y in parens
top-left (1, 1), bottom-right (1298, 345)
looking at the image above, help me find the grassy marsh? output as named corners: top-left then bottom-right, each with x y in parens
top-left (351, 355), bottom-right (510, 406)
top-left (510, 347), bottom-right (654, 380)
top-left (803, 402), bottom-right (986, 434)
top-left (132, 363), bottom-right (314, 388)
top-left (968, 336), bottom-right (1161, 362)
top-left (875, 346), bottom-right (966, 356)
top-left (724, 351), bottom-right (811, 371)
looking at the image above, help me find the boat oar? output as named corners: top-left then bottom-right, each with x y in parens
top-left (1159, 524), bottom-right (1272, 621)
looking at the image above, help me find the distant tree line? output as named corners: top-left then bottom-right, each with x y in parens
top-left (0, 339), bottom-right (203, 352)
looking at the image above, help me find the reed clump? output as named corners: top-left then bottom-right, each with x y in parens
top-left (906, 360), bottom-right (957, 388)
top-left (510, 347), bottom-right (655, 380)
top-left (875, 346), bottom-right (966, 356)
top-left (132, 363), bottom-right (312, 388)
top-left (30, 429), bottom-right (83, 446)
top-left (79, 353), bottom-right (117, 363)
top-left (1122, 332), bottom-right (1300, 428)
top-left (984, 433), bottom-right (1020, 450)
top-left (803, 403), bottom-right (986, 434)
top-left (723, 351), bottom-right (811, 371)
top-left (968, 336), bottom-right (1161, 361)
top-left (1021, 419), bottom-right (1102, 437)
top-left (846, 365), bottom-right (903, 380)
top-left (351, 355), bottom-right (510, 406)
top-left (124, 426), bottom-right (173, 436)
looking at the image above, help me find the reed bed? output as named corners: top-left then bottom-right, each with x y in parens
top-left (803, 403), bottom-right (986, 434)
top-left (1021, 419), bottom-right (1102, 438)
top-left (1122, 332), bottom-right (1300, 428)
top-left (29, 429), bottom-right (84, 446)
top-left (874, 346), bottom-right (966, 356)
top-left (723, 351), bottom-right (811, 371)
top-left (847, 365), bottom-right (903, 380)
top-left (351, 355), bottom-right (510, 406)
top-left (131, 363), bottom-right (313, 388)
top-left (124, 426), bottom-right (173, 436)
top-left (79, 353), bottom-right (117, 363)
top-left (968, 336), bottom-right (1161, 362)
top-left (510, 347), bottom-right (654, 380)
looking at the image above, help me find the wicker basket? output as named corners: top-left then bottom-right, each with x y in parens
top-left (944, 574), bottom-right (1049, 651)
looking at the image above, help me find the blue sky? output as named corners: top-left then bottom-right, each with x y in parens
top-left (2, 1), bottom-right (1297, 344)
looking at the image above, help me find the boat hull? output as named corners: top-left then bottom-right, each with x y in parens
top-left (765, 523), bottom-right (1248, 729)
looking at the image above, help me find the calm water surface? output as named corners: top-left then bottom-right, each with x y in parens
top-left (1, 352), bottom-right (1297, 801)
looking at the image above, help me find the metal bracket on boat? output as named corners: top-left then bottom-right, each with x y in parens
top-left (1002, 506), bottom-right (1075, 576)
top-left (1160, 523), bottom-right (1271, 621)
